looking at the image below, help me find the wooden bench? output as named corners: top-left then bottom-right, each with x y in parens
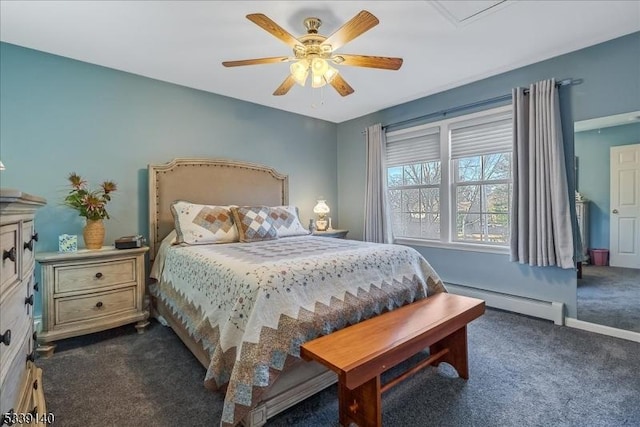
top-left (300, 292), bottom-right (485, 427)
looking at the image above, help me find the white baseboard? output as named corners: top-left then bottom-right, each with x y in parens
top-left (445, 283), bottom-right (565, 325)
top-left (564, 317), bottom-right (640, 343)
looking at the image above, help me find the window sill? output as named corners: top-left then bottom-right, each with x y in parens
top-left (393, 237), bottom-right (510, 255)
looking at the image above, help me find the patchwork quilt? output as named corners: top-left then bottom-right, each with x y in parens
top-left (150, 235), bottom-right (446, 426)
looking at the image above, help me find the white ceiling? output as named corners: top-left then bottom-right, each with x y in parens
top-left (1, 1), bottom-right (639, 123)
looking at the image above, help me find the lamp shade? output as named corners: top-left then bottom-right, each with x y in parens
top-left (290, 59), bottom-right (309, 86)
top-left (313, 200), bottom-right (330, 217)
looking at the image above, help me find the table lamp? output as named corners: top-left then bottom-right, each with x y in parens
top-left (313, 199), bottom-right (330, 231)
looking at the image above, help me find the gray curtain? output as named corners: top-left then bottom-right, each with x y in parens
top-left (510, 79), bottom-right (574, 269)
top-left (363, 123), bottom-right (390, 243)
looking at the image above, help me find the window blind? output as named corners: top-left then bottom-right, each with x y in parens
top-left (450, 111), bottom-right (512, 159)
top-left (386, 126), bottom-right (440, 167)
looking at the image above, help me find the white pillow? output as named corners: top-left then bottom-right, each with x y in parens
top-left (170, 201), bottom-right (238, 245)
top-left (270, 205), bottom-right (310, 237)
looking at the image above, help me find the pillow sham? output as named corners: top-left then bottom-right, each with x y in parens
top-left (231, 206), bottom-right (279, 243)
top-left (269, 205), bottom-right (310, 237)
top-left (170, 201), bottom-right (238, 245)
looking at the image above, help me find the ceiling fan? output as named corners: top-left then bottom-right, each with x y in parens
top-left (222, 10), bottom-right (403, 97)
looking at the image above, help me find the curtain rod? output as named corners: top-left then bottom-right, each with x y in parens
top-left (368, 78), bottom-right (575, 134)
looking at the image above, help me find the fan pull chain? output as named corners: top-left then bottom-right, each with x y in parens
top-left (311, 85), bottom-right (325, 109)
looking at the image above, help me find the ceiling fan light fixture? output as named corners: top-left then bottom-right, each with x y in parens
top-left (311, 73), bottom-right (326, 88)
top-left (311, 58), bottom-right (329, 76)
top-left (290, 59), bottom-right (309, 86)
top-left (224, 10), bottom-right (402, 96)
top-left (324, 66), bottom-right (338, 83)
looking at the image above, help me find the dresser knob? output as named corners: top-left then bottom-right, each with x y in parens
top-left (33, 331), bottom-right (38, 341)
top-left (32, 232), bottom-right (39, 242)
top-left (33, 379), bottom-right (39, 390)
top-left (34, 282), bottom-right (39, 292)
top-left (2, 247), bottom-right (16, 262)
top-left (25, 295), bottom-right (34, 306)
top-left (29, 407), bottom-right (37, 417)
top-left (95, 272), bottom-right (103, 279)
top-left (0, 329), bottom-right (10, 346)
top-left (26, 351), bottom-right (36, 362)
top-left (96, 301), bottom-right (104, 308)
top-left (24, 239), bottom-right (34, 252)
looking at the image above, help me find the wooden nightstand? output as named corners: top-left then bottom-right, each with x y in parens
top-left (35, 246), bottom-right (149, 357)
top-left (313, 229), bottom-right (349, 239)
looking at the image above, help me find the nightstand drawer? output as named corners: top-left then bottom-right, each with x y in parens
top-left (55, 287), bottom-right (137, 325)
top-left (55, 258), bottom-right (137, 294)
top-left (1, 222), bottom-right (20, 295)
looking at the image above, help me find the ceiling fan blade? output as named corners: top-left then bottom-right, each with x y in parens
top-left (246, 13), bottom-right (302, 48)
top-left (334, 54), bottom-right (403, 70)
top-left (330, 74), bottom-right (355, 97)
top-left (273, 75), bottom-right (296, 96)
top-left (222, 56), bottom-right (290, 67)
top-left (322, 10), bottom-right (379, 51)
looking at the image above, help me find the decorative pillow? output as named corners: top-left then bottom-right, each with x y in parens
top-left (230, 206), bottom-right (279, 243)
top-left (170, 201), bottom-right (238, 245)
top-left (269, 205), bottom-right (310, 237)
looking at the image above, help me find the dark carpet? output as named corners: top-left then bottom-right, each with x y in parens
top-left (38, 308), bottom-right (640, 427)
top-left (578, 264), bottom-right (640, 332)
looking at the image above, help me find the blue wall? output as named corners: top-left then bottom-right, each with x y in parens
top-left (3, 32), bottom-right (639, 320)
top-left (575, 122), bottom-right (640, 249)
top-left (0, 42), bottom-right (338, 316)
top-left (336, 32), bottom-right (640, 318)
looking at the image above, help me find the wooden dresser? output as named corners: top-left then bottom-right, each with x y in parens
top-left (0, 189), bottom-right (47, 425)
top-left (36, 246), bottom-right (149, 357)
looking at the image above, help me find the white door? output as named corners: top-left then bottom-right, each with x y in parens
top-left (610, 143), bottom-right (640, 268)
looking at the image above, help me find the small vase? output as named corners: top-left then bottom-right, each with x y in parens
top-left (83, 219), bottom-right (105, 250)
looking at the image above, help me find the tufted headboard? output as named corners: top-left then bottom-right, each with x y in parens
top-left (147, 158), bottom-right (288, 260)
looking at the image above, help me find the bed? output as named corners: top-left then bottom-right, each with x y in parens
top-left (147, 158), bottom-right (446, 426)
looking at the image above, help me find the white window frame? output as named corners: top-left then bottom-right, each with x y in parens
top-left (386, 105), bottom-right (512, 255)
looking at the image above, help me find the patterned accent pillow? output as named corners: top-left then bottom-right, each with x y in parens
top-left (269, 206), bottom-right (310, 237)
top-left (170, 201), bottom-right (238, 245)
top-left (231, 206), bottom-right (279, 243)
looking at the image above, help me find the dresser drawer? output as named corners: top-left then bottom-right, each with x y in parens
top-left (21, 221), bottom-right (36, 279)
top-left (55, 258), bottom-right (137, 294)
top-left (0, 328), bottom-right (31, 417)
top-left (1, 222), bottom-right (20, 296)
top-left (0, 280), bottom-right (31, 384)
top-left (55, 287), bottom-right (137, 325)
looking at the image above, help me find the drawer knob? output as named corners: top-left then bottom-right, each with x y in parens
top-left (0, 329), bottom-right (10, 346)
top-left (96, 301), bottom-right (104, 308)
top-left (26, 351), bottom-right (36, 362)
top-left (34, 282), bottom-right (39, 292)
top-left (2, 247), bottom-right (16, 262)
top-left (23, 233), bottom-right (38, 252)
top-left (33, 331), bottom-right (38, 341)
top-left (25, 295), bottom-right (34, 306)
top-left (95, 272), bottom-right (103, 279)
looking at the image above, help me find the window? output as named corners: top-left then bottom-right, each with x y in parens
top-left (385, 106), bottom-right (512, 250)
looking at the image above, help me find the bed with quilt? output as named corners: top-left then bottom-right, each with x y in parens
top-left (147, 158), bottom-right (446, 427)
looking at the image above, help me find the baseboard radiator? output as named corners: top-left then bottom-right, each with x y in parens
top-left (444, 283), bottom-right (565, 325)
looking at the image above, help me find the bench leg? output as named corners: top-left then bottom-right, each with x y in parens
top-left (338, 375), bottom-right (381, 427)
top-left (429, 326), bottom-right (469, 379)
